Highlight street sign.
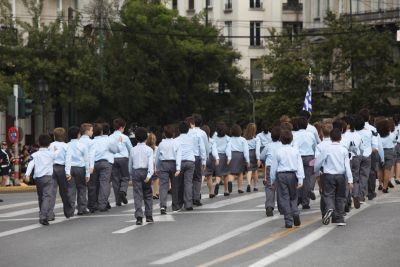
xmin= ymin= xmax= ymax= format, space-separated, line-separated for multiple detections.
xmin=7 ymin=127 xmax=19 ymax=143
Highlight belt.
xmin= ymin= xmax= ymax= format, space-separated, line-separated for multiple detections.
xmin=95 ymin=159 xmax=109 ymax=164
xmin=182 ymin=160 xmax=194 ymax=163
xmin=278 ymin=171 xmax=295 ymax=174
xmin=162 ymin=160 xmax=176 ymax=163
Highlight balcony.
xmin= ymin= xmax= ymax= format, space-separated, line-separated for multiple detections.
xmin=312 ymin=79 xmax=335 ymax=93
xmin=282 ymin=2 xmax=303 ymax=12
xmin=246 ymin=80 xmax=275 ymax=92
xmin=342 ymin=8 xmax=400 ymax=23
xmin=250 ymin=2 xmax=264 ymax=11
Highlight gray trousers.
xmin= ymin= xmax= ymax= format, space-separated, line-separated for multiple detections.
xmin=264 ymin=166 xmax=275 ymax=209
xmin=193 ymin=156 xmax=203 ymax=201
xmin=173 ymin=161 xmax=195 ymax=210
xmin=276 ymin=172 xmax=299 ymax=226
xmin=35 ymin=175 xmax=54 ymax=221
xmin=52 ymin=164 xmax=75 ymax=218
xmin=132 ymin=168 xmax=153 ymax=218
xmin=111 ymin=157 xmax=130 ymax=204
xmin=368 ymin=151 xmax=378 ymax=198
xmin=70 ymin=166 xmax=87 ymax=213
xmin=321 ymin=174 xmax=346 ymax=223
xmin=350 ymin=156 xmax=362 ymax=198
xmin=359 ymin=155 xmax=371 ymax=199
xmin=158 ymin=161 xmax=176 ymax=209
xmin=89 ymin=160 xmax=112 ymax=211
xmin=299 ymin=155 xmax=315 ymax=206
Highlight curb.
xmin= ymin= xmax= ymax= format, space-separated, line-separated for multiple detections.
xmin=0 ymin=186 xmax=37 ymax=193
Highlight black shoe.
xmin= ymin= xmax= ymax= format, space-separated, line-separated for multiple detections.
xmin=107 ymin=202 xmax=111 ymax=209
xmin=285 ymin=224 xmax=293 ymax=229
xmin=119 ymin=191 xmax=128 ymax=204
xmin=0 ymin=199 xmax=3 ymax=202
xmin=99 ymin=208 xmax=108 ymax=212
xmin=253 ymin=187 xmax=258 ymax=192
xmin=353 ymin=197 xmax=360 ymax=209
xmin=302 ymin=205 xmax=310 ymax=210
xmin=193 ymin=200 xmax=203 ymax=206
xmin=209 ymin=194 xmax=215 ymax=198
xmin=136 ymin=217 xmax=143 ymax=225
xmin=238 ymin=190 xmax=244 ymax=194
xmin=228 ymin=182 xmax=233 ymax=193
xmin=78 ymin=209 xmax=90 ymax=216
xmin=383 ymin=188 xmax=389 ymax=193
xmin=153 ymin=194 xmax=160 ymax=200
xmin=367 ymin=195 xmax=374 ymax=200
xmin=116 ymin=202 xmax=122 ymax=207
xmin=378 ymin=185 xmax=383 ymax=191
xmin=293 ymin=215 xmax=301 ymax=226
xmin=246 ymin=185 xmax=251 ymax=192
xmin=89 ymin=209 xmax=97 ymax=214
xmin=322 ymin=209 xmax=333 ymax=225
xmin=266 ymin=207 xmax=274 ymax=217
xmin=185 ymin=207 xmax=193 ymax=211
xmin=214 ymin=184 xmax=220 ymax=195
xmin=219 ymin=181 xmax=224 ymax=185
xmin=39 ymin=219 xmax=49 ymax=226
xmin=309 ymin=191 xmax=316 ymax=200
xmin=388 ymin=181 xmax=394 ymax=188
xmin=224 ymin=192 xmax=230 ymax=196
xmin=146 ymin=216 xmax=154 ymax=223
xmin=160 ymin=207 xmax=167 ymax=215
xmin=345 ymin=205 xmax=350 ymax=213
xmin=396 ymin=179 xmax=400 ymax=185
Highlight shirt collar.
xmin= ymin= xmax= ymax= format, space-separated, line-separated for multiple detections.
xmin=39 ymin=148 xmax=48 ymax=151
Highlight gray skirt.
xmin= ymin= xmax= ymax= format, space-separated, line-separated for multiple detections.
xmin=230 ymin=151 xmax=246 ymax=175
xmin=395 ymin=143 xmax=400 ymax=163
xmin=384 ymin=148 xmax=395 ymax=170
xmin=205 ymin=154 xmax=216 ymax=176
xmin=215 ymin=153 xmax=229 ymax=177
xmin=247 ymin=149 xmax=258 ymax=172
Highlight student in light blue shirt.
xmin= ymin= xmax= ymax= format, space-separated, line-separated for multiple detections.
xmin=257 ymin=121 xmax=272 ymax=153
xmin=244 ymin=123 xmax=261 ymax=192
xmin=212 ymin=122 xmax=231 ymax=196
xmin=79 ymin=123 xmax=95 ymax=175
xmin=376 ymin=119 xmax=395 ymax=193
xmin=393 ymin=114 xmax=400 ymax=185
xmin=202 ymin=125 xmax=219 ymax=198
xmin=25 ymin=134 xmax=55 ymax=226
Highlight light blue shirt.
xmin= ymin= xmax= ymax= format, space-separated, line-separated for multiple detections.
xmin=227 ymin=137 xmax=250 ymax=163
xmin=65 ymin=139 xmax=90 ymax=177
xmin=175 ymin=133 xmax=197 ymax=163
xmin=365 ymin=122 xmax=379 ymax=149
xmin=129 ymin=142 xmax=154 ymax=178
xmin=293 ymin=129 xmax=317 ymax=156
xmin=307 ymin=124 xmax=321 ymax=144
xmin=189 ymin=127 xmax=209 ymax=159
xmin=260 ymin=141 xmax=282 ymax=166
xmin=315 ymin=138 xmax=332 ymax=158
xmin=380 ymin=135 xmax=395 ymax=149
xmin=256 ymin=132 xmax=272 ymax=148
xmin=110 ymin=130 xmax=133 ymax=158
xmin=270 ymin=145 xmax=305 ymax=185
xmin=395 ymin=125 xmax=400 ymax=143
xmin=49 ymin=141 xmax=68 ymax=165
xmin=357 ymin=128 xmax=373 ymax=157
xmin=79 ymin=135 xmax=95 ymax=169
xmin=213 ymin=135 xmax=231 ymax=155
xmin=247 ymin=137 xmax=261 ymax=160
xmin=314 ymin=142 xmax=353 ymax=183
xmin=208 ymin=138 xmax=219 ymax=160
xmin=93 ymin=136 xmax=120 ymax=163
xmin=342 ymin=130 xmax=362 ymax=158
xmin=155 ymin=138 xmax=182 ymax=171
xmin=25 ymin=148 xmax=54 ymax=179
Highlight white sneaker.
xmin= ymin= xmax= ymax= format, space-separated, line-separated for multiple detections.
xmin=322 ymin=209 xmax=333 ymax=225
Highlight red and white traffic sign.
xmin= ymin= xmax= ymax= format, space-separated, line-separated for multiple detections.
xmin=8 ymin=127 xmax=19 ymax=143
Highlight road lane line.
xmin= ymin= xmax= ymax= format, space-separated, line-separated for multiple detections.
xmin=249 ymin=203 xmax=371 ymax=267
xmin=150 ymin=210 xmax=320 ymax=265
xmin=0 ymin=201 xmax=38 ymax=211
xmin=197 ymin=216 xmax=321 ymax=267
xmin=198 ymin=192 xmax=264 ymax=209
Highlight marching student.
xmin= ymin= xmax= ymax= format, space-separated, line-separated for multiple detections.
xmin=314 ymin=128 xmax=353 ymax=226
xmin=227 ymin=124 xmax=250 ymax=194
xmin=376 ymin=119 xmax=394 ymax=193
xmin=257 ymin=121 xmax=272 ymax=155
xmin=65 ymin=126 xmax=90 ymax=216
xmin=110 ymin=118 xmax=133 ymax=206
xmin=202 ymin=125 xmax=219 ymax=198
xmin=393 ymin=114 xmax=400 ymax=184
xmin=49 ymin=128 xmax=70 ymax=219
xmin=292 ymin=117 xmax=317 ymax=209
xmin=146 ymin=133 xmax=159 ymax=200
xmin=299 ymin=110 xmax=321 ymax=144
xmin=129 ymin=127 xmax=154 ymax=225
xmin=173 ymin=121 xmax=198 ymax=211
xmin=187 ymin=116 xmax=207 ymax=206
xmin=260 ymin=126 xmax=282 ymax=217
xmin=155 ymin=125 xmax=181 ymax=215
xmin=244 ymin=123 xmax=261 ymax=192
xmin=24 ymin=134 xmax=55 ymax=225
xmin=270 ymin=130 xmax=304 ymax=228
xmin=213 ymin=122 xmax=231 ymax=196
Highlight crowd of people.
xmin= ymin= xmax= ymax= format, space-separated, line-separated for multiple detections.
xmin=7 ymin=108 xmax=400 ymax=228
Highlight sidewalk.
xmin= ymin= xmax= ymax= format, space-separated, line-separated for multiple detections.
xmin=0 ymin=184 xmax=37 ymax=193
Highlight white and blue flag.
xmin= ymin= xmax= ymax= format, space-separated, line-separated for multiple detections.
xmin=302 ymin=84 xmax=312 ymax=113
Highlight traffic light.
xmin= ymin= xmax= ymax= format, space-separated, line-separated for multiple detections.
xmin=24 ymin=98 xmax=33 ymax=117
xmin=18 ymin=97 xmax=34 ymax=118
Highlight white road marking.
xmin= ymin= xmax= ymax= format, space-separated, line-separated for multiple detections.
xmin=150 ymin=210 xmax=320 ymax=265
xmin=198 ymin=192 xmax=264 ymax=209
xmin=0 ymin=201 xmax=38 ymax=211
xmin=0 ymin=203 xmax=63 ymax=218
xmin=248 ymin=204 xmax=370 ymax=267
xmin=113 ymin=215 xmax=175 ymax=234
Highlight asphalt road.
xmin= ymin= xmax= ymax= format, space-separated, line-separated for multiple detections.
xmin=0 ymin=181 xmax=399 ymax=267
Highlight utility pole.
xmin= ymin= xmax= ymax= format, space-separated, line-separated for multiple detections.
xmin=205 ymin=0 xmax=209 ymax=26
xmin=13 ymin=84 xmax=20 ymax=185
xmin=99 ymin=0 xmax=105 ymax=82
xmin=350 ymin=0 xmax=355 ymax=90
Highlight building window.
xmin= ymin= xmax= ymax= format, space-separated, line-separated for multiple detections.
xmin=172 ymin=0 xmax=178 ymax=10
xmin=188 ymin=0 xmax=194 ymax=10
xmin=250 ymin=21 xmax=262 ymax=46
xmin=225 ymin=0 xmax=232 ymax=10
xmin=251 ymin=59 xmax=263 ymax=81
xmin=225 ymin=21 xmax=232 ymax=46
xmin=206 ymin=0 xmax=213 ymax=8
xmin=250 ymin=0 xmax=263 ymax=9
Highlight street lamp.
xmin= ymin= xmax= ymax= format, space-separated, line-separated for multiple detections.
xmin=38 ymin=78 xmax=48 ymax=134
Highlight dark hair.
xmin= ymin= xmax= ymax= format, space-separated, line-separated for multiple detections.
xmin=102 ymin=123 xmax=111 ymax=135
xmin=353 ymin=115 xmax=365 ymax=131
xmin=332 ymin=119 xmax=346 ymax=134
xmin=359 ymin=108 xmax=370 ymax=123
xmin=243 ymin=123 xmax=257 ymax=140
xmin=179 ymin=121 xmax=190 ymax=134
xmin=135 ymin=127 xmax=148 ymax=143
xmin=80 ymin=123 xmax=93 ymax=135
xmin=343 ymin=116 xmax=354 ymax=132
xmin=38 ymin=134 xmax=52 ymax=147
xmin=280 ymin=122 xmax=293 ymax=131
xmin=271 ymin=126 xmax=281 ymax=142
xmin=93 ymin=123 xmax=103 ymax=137
xmin=261 ymin=121 xmax=269 ymax=134
xmin=53 ymin=128 xmax=66 ymax=142
xmin=299 ymin=110 xmax=311 ymax=120
xmin=68 ymin=126 xmax=80 ymax=140
xmin=291 ymin=117 xmax=300 ymax=131
xmin=113 ymin=118 xmax=126 ymax=130
xmin=322 ymin=123 xmax=333 ymax=137
xmin=231 ymin=124 xmax=242 ymax=137
xmin=393 ymin=114 xmax=400 ymax=125
xmin=163 ymin=125 xmax=175 ymax=139
xmin=201 ymin=125 xmax=211 ymax=138
xmin=330 ymin=128 xmax=342 ymax=142
xmin=193 ymin=113 xmax=202 ymax=127
xmin=216 ymin=122 xmax=226 ymax=137
xmin=297 ymin=117 xmax=308 ymax=130
xmin=185 ymin=116 xmax=195 ymax=126
xmin=280 ymin=130 xmax=293 ymax=145
xmin=376 ymin=119 xmax=390 ymax=138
